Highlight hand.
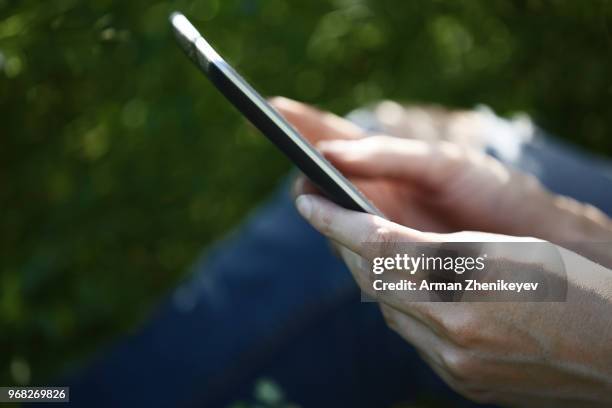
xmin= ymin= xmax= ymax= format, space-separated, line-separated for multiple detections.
xmin=272 ymin=98 xmax=612 ymax=265
xmin=277 ymin=97 xmax=612 ymax=405
xmin=270 ymin=97 xmax=551 ymax=234
xmin=292 ymin=193 xmax=612 ymax=407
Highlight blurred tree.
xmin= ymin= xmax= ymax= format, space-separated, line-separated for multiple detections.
xmin=0 ymin=0 xmax=610 ymax=389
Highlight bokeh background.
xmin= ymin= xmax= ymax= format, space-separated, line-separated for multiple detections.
xmin=1 ymin=0 xmax=611 ymax=394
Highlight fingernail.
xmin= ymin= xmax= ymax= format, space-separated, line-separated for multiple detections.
xmin=268 ymin=96 xmax=288 ymax=106
xmin=292 ymin=175 xmax=305 ymax=198
xmin=295 ymin=195 xmax=313 ymax=219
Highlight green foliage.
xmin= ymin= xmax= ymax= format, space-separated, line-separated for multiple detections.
xmin=1 ymin=0 xmax=611 ymax=389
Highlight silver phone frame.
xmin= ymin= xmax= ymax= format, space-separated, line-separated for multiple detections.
xmin=170 ymin=12 xmax=383 ymax=217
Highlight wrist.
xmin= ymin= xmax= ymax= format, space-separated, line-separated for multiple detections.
xmin=545 ymin=194 xmax=612 ymax=266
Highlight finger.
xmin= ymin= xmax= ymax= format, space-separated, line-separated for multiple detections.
xmin=295 ymin=193 xmax=445 ymax=310
xmin=380 ymin=304 xmax=493 ymax=404
xmin=291 ymin=175 xmax=321 ymax=200
xmin=379 ymin=303 xmax=497 ymax=404
xmin=318 ymin=135 xmax=469 ymax=192
xmin=380 ymin=304 xmax=447 ymax=367
xmin=269 ymin=96 xmax=366 ymax=143
xmin=381 ymin=304 xmax=495 ymax=401
xmin=327 ymin=240 xmax=343 ymax=259
xmin=294 ymin=193 xmax=437 ymax=261
xmin=335 ymin=244 xmax=374 ymax=295
xmin=418 ymin=352 xmax=493 ymax=404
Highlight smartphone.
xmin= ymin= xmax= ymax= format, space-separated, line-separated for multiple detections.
xmin=170 ymin=12 xmax=383 ymax=217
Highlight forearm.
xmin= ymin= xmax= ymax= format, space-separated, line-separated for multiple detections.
xmin=510 ymin=175 xmax=612 ymax=268
xmin=557 ymin=247 xmax=612 ymax=398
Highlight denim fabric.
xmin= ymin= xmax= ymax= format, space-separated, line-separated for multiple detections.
xmin=497 ymin=131 xmax=612 ymax=216
xmin=65 ymin=185 xmax=470 ymax=407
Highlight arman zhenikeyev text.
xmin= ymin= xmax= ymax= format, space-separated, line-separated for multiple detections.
xmin=373 ymin=279 xmax=540 ymax=292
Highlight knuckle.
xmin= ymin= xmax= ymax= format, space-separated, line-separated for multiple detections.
xmin=365 ymin=225 xmax=394 ymax=245
xmin=458 ymin=388 xmax=494 ymax=404
xmin=515 ymin=169 xmax=541 ymax=190
xmin=438 ymin=141 xmax=468 ymax=166
xmin=311 ymin=203 xmax=334 ymax=236
xmin=441 ymin=312 xmax=482 ymax=349
xmin=440 ymin=348 xmax=479 ymax=381
xmin=381 ymin=308 xmax=399 ymax=331
xmin=366 ymin=134 xmax=395 ymax=148
xmin=431 ymin=142 xmax=470 ymax=187
xmin=362 ymin=219 xmax=401 ymax=259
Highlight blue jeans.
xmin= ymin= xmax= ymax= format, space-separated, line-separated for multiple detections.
xmin=65 ymin=126 xmax=612 ymax=407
